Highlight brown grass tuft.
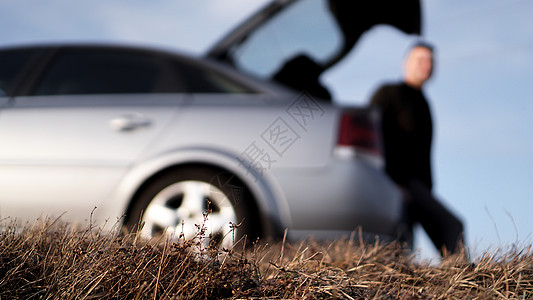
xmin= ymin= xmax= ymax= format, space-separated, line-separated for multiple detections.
xmin=0 ymin=217 xmax=531 ymax=299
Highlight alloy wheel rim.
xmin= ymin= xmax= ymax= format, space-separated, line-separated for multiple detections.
xmin=140 ymin=180 xmax=238 ymax=249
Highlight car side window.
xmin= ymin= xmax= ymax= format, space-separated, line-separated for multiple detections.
xmin=32 ymin=49 xmax=183 ymax=95
xmin=174 ymin=60 xmax=254 ymax=93
xmin=0 ymin=49 xmax=37 ymax=97
xmin=31 ymin=48 xmax=255 ymax=95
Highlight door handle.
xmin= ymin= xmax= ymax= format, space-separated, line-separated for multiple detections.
xmin=110 ymin=113 xmax=152 ymax=131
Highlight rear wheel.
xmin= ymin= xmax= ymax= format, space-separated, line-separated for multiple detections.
xmin=127 ymin=167 xmax=260 ymax=249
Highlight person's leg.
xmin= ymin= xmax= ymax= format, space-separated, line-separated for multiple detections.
xmin=406 ymin=179 xmax=464 ymax=255
xmin=398 ymin=187 xmax=415 ymax=249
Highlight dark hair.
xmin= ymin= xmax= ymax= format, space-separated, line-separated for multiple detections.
xmin=409 ymin=40 xmax=435 ymax=53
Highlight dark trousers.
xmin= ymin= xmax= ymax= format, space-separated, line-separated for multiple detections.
xmin=404 ymin=179 xmax=465 ymax=256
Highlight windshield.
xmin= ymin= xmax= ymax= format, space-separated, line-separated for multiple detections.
xmin=231 ymin=0 xmax=342 ymax=79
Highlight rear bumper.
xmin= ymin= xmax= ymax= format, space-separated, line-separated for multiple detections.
xmin=271 ymin=156 xmax=405 ymax=241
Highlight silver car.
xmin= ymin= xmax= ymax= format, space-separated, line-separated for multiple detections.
xmin=0 ymin=0 xmax=421 ymax=247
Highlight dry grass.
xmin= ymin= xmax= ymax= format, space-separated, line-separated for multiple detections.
xmin=0 ymin=217 xmax=531 ymax=299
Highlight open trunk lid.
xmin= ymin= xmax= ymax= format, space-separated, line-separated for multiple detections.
xmin=207 ymin=0 xmax=421 ymax=99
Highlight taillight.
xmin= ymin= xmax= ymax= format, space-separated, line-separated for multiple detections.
xmin=337 ymin=109 xmax=382 ymax=156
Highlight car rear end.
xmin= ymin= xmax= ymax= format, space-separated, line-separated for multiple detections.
xmin=269 ymin=102 xmax=407 ymax=242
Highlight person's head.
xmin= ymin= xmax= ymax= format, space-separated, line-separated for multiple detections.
xmin=403 ymin=41 xmax=434 ymax=89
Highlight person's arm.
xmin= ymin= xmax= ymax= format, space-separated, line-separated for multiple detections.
xmin=369 ymin=84 xmax=407 ymax=186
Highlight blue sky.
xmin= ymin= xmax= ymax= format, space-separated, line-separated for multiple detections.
xmin=1 ymin=0 xmax=532 ymax=260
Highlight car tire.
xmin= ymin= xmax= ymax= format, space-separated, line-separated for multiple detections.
xmin=126 ymin=166 xmax=260 ymax=249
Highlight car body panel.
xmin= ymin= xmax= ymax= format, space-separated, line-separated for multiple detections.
xmin=0 ymin=81 xmax=403 ymax=239
xmin=273 ymin=160 xmax=401 ymax=239
xmin=0 ymin=94 xmax=183 ymax=221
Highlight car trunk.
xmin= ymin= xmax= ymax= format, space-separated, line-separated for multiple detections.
xmin=206 ymin=0 xmax=421 ymax=100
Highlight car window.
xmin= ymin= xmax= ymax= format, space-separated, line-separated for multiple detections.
xmin=0 ymin=49 xmax=37 ymax=97
xmin=173 ymin=59 xmax=255 ymax=94
xmin=32 ymin=48 xmax=256 ymax=96
xmin=33 ymin=49 xmax=178 ymax=95
xmin=230 ymin=0 xmax=343 ymax=79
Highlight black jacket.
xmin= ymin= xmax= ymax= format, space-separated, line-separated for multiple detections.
xmin=370 ymin=82 xmax=433 ymax=189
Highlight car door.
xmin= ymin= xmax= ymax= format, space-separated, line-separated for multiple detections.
xmin=0 ymin=47 xmax=184 ymax=222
